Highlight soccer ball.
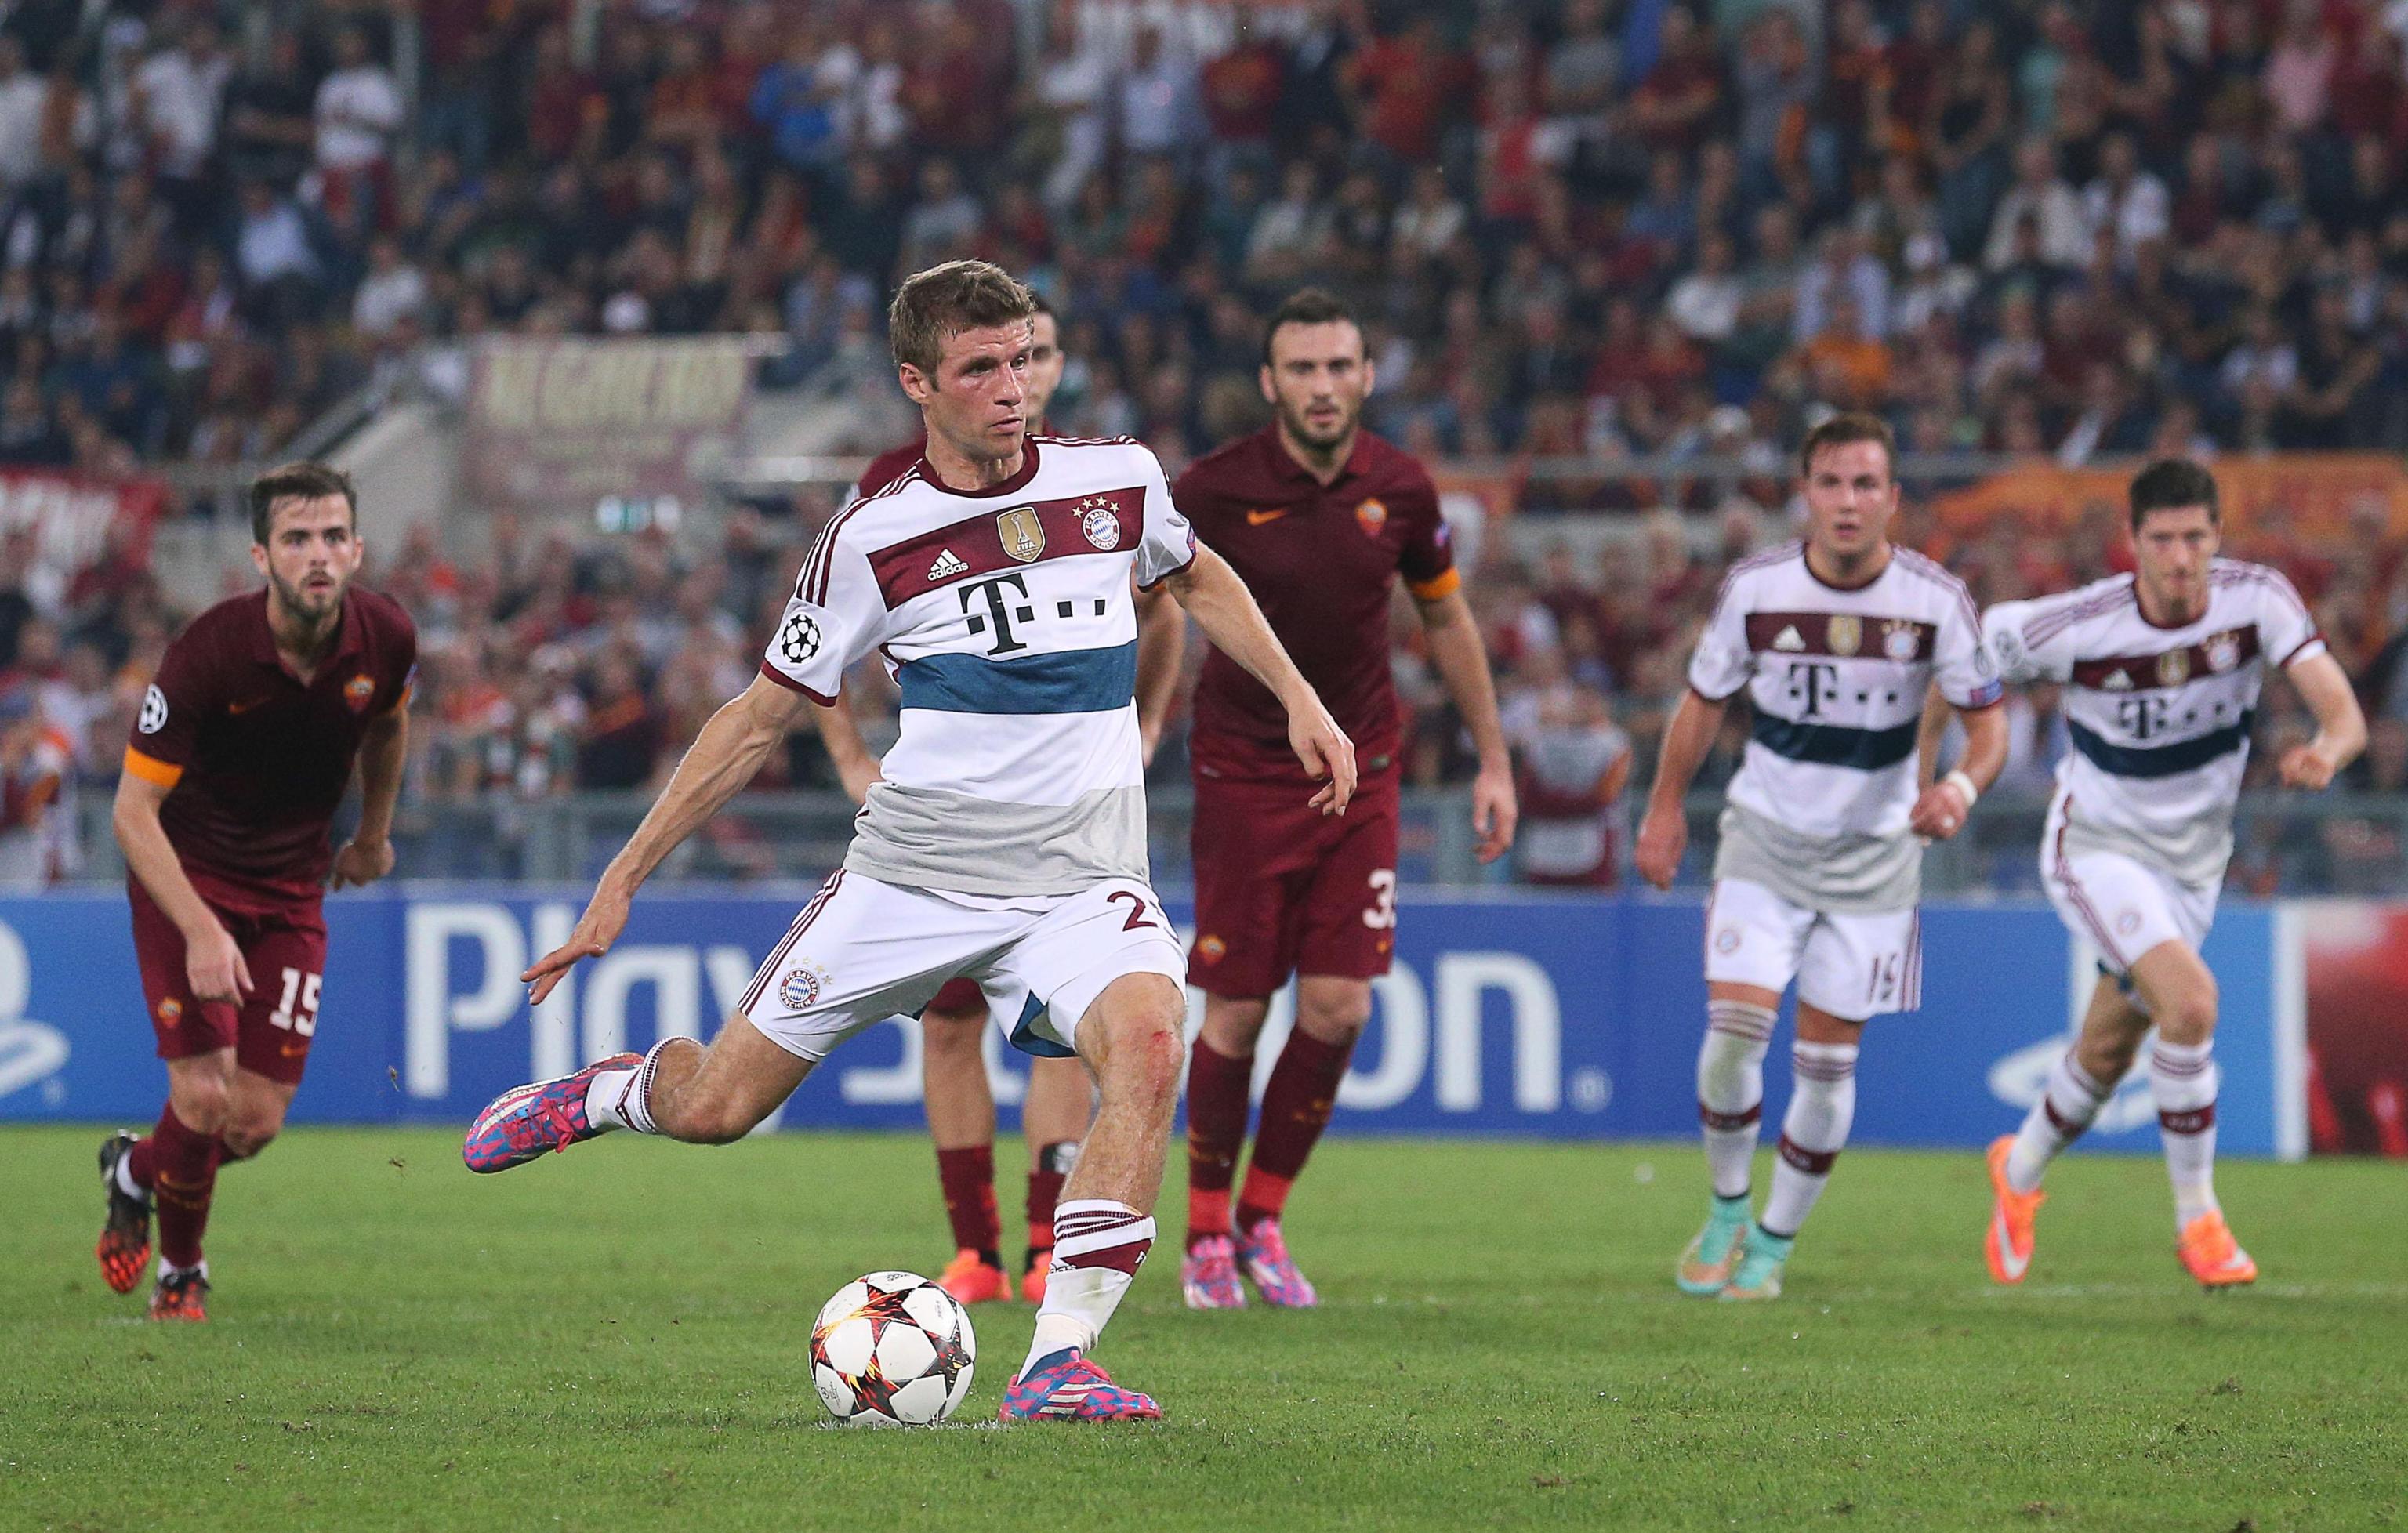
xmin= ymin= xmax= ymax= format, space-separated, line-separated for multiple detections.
xmin=809 ymin=1270 xmax=977 ymax=1426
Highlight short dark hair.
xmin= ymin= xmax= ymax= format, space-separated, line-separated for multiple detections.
xmin=1798 ymin=411 xmax=1896 ymax=480
xmin=248 ymin=461 xmax=357 ymax=545
xmin=2127 ymin=457 xmax=2219 ymax=531
xmin=1261 ymin=287 xmax=1361 ymax=367
xmin=887 ymin=259 xmax=1037 ymax=377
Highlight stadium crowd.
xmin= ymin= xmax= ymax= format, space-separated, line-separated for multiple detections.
xmin=8 ymin=0 xmax=2408 ymax=887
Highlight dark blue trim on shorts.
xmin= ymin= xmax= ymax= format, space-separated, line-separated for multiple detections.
xmin=1008 ymin=994 xmax=1078 ymax=1059
xmin=1749 ymin=712 xmax=1920 ymax=770
xmin=898 ymin=640 xmax=1137 ymax=715
xmin=2067 ymin=711 xmax=2253 ymax=779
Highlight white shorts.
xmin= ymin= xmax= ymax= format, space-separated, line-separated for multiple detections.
xmin=1703 ymin=878 xmax=1922 ymax=1021
xmin=737 ymin=871 xmax=1187 ymax=1062
xmin=2042 ymin=815 xmax=2218 ymax=978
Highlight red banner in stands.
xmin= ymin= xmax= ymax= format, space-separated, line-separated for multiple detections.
xmin=0 ymin=469 xmax=167 ymax=571
xmin=462 ymin=337 xmax=756 ymax=513
xmin=1930 ymin=455 xmax=2408 ymax=549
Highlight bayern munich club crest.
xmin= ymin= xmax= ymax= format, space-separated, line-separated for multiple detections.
xmin=2206 ymin=629 xmax=2243 ymax=673
xmin=1078 ymin=497 xmax=1122 ymax=551
xmin=778 ymin=964 xmax=828 ymax=1012
xmin=1882 ymin=620 xmax=1919 ymax=661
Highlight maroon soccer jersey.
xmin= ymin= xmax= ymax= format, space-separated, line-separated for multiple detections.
xmin=124 ymin=587 xmax=417 ymax=911
xmin=1177 ymin=427 xmax=1458 ymax=781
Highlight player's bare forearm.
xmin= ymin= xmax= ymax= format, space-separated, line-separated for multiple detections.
xmin=112 ymin=776 xmax=220 ymax=942
xmin=1915 ymin=681 xmax=1949 ymax=787
xmin=604 ymin=674 xmax=805 ymax=896
xmin=1416 ymin=589 xmax=1510 ymax=773
xmin=1161 ymin=545 xmax=1316 ymax=713
xmin=810 ymin=688 xmax=880 ymax=805
xmin=351 ymin=709 xmax=408 ymax=843
xmin=2282 ymin=651 xmax=2367 ymax=787
xmin=1133 ymin=579 xmax=1185 ymax=763
xmin=1956 ymin=701 xmax=2008 ymax=792
xmin=1647 ymin=690 xmax=1727 ymax=813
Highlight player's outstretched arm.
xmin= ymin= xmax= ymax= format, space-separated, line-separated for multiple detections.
xmin=2277 ymin=650 xmax=2367 ymax=790
xmin=1159 ymin=544 xmax=1357 ymax=814
xmin=113 ymin=771 xmax=250 ymax=1003
xmin=524 ymin=673 xmax=807 ymax=1001
xmin=1414 ymin=585 xmax=1518 ymax=862
xmin=1634 ymin=688 xmax=1728 ymax=890
xmin=332 ymin=704 xmax=407 ymax=888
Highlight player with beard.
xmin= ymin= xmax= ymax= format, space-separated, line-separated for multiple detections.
xmin=814 ymin=295 xmax=1187 ymax=1304
xmin=1173 ymin=288 xmax=1518 ymax=1310
xmin=96 ymin=462 xmax=415 ymax=1320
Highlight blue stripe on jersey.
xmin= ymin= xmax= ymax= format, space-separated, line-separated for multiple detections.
xmin=2068 ymin=712 xmax=2254 ymax=779
xmin=898 ymin=640 xmax=1138 ymax=715
xmin=1750 ymin=712 xmax=1920 ymax=770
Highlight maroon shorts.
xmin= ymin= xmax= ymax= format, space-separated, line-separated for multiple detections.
xmin=1187 ymin=768 xmax=1400 ymax=998
xmin=927 ymin=977 xmax=985 ymax=1016
xmin=129 ymin=880 xmax=329 ymax=1085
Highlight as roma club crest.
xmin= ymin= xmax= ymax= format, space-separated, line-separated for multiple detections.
xmin=343 ymin=674 xmax=376 ymax=712
xmin=997 ymin=506 xmax=1046 ymax=564
xmin=1354 ymin=498 xmax=1388 ymax=535
xmin=1826 ymin=613 xmax=1862 ymax=658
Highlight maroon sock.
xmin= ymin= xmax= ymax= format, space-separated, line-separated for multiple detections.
xmin=1024 ymin=1143 xmax=1072 ymax=1255
xmin=934 ymin=1145 xmax=1000 ymax=1263
xmin=148 ymin=1104 xmax=221 ymax=1269
xmin=1185 ymin=1038 xmax=1254 ymax=1246
xmin=1237 ymin=1029 xmax=1356 ymax=1230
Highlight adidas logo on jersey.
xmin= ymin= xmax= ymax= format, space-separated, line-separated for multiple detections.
xmin=1773 ymin=625 xmax=1805 ymax=652
xmin=927 ymin=549 xmax=969 ymax=580
xmin=2102 ymin=669 xmax=2133 ymax=690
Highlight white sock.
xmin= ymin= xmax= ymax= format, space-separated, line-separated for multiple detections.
xmin=1021 ymin=1200 xmax=1153 ymax=1379
xmin=583 ymin=1068 xmax=638 ymax=1133
xmin=1761 ymin=1041 xmax=1858 ymax=1238
xmin=589 ymin=1042 xmax=673 ymax=1135
xmin=159 ymin=1257 xmax=208 ymax=1281
xmin=2006 ymin=1050 xmax=2112 ymax=1193
xmin=1698 ymin=1001 xmax=1775 ymax=1200
xmin=2150 ymin=1038 xmax=2219 ymax=1228
xmin=114 ymin=1151 xmax=150 ymax=1204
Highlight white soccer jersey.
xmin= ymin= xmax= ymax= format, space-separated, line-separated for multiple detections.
xmin=1688 ymin=542 xmax=2000 ymax=841
xmin=761 ymin=434 xmax=1197 ymax=896
xmin=1984 ymin=559 xmax=2323 ymax=885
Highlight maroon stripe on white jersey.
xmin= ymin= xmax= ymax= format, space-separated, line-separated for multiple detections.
xmin=862 ymin=485 xmax=1148 ymax=609
xmin=1743 ymin=611 xmax=1936 ymax=661
xmin=2069 ymin=625 xmax=2261 ymax=691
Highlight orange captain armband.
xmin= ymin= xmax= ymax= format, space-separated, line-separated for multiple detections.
xmin=1407 ymin=567 xmax=1462 ymax=601
xmin=121 ymin=746 xmax=184 ymax=789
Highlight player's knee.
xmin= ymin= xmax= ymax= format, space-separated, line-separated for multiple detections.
xmin=170 ymin=1078 xmax=233 ymax=1135
xmin=1098 ymin=994 xmax=1184 ymax=1102
xmin=2154 ymin=983 xmax=2218 ymax=1045
xmin=677 ymin=1097 xmax=758 ymax=1145
xmin=1296 ymin=989 xmax=1373 ymax=1043
xmin=2078 ymin=1033 xmax=2139 ymax=1084
xmin=921 ymin=1011 xmax=983 ymax=1061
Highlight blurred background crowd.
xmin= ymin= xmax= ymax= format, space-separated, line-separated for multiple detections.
xmin=7 ymin=0 xmax=2408 ymax=890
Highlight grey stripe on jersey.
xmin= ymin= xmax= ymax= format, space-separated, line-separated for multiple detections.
xmin=1711 ymin=802 xmax=1921 ymax=913
xmin=845 ymin=781 xmax=1150 ymax=896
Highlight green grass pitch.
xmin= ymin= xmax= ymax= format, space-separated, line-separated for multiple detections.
xmin=4 ymin=1125 xmax=2404 ymax=1531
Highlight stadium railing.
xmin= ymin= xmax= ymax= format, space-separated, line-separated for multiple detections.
xmin=57 ymin=788 xmax=2408 ymax=895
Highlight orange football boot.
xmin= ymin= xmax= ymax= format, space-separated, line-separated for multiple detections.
xmin=937 ymin=1249 xmax=1011 ymax=1303
xmin=2177 ymin=1210 xmax=2258 ymax=1289
xmin=1985 ymin=1136 xmax=2044 ymax=1285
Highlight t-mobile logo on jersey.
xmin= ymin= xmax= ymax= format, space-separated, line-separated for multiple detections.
xmin=959 ymin=573 xmax=1039 ymax=655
